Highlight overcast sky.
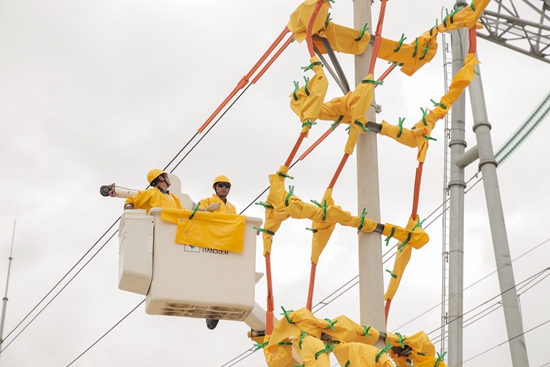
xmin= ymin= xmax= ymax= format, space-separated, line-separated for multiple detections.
xmin=0 ymin=0 xmax=549 ymax=366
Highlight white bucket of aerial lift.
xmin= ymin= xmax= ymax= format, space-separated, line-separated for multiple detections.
xmin=144 ymin=208 xmax=262 ymax=321
xmin=118 ymin=210 xmax=154 ymax=295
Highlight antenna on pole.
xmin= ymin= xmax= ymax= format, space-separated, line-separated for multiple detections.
xmin=0 ymin=220 xmax=17 ymax=365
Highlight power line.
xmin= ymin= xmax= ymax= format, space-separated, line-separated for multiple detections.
xmin=0 ymin=63 xmax=257 ymax=354
xmin=458 ymin=318 xmax=550 ymax=367
xmin=429 ymin=266 xmax=550 ymax=344
xmin=65 ymin=300 xmax=145 ymax=367
xmin=0 ymin=229 xmax=119 ymax=353
xmin=0 ymin=218 xmax=120 ymax=346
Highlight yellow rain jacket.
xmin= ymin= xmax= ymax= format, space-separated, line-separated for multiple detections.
xmin=124 ymin=187 xmax=183 ymax=214
xmin=197 ymin=194 xmax=237 ymax=214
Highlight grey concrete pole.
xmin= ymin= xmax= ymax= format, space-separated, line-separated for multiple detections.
xmin=354 ymin=0 xmax=385 ymax=342
xmin=468 ymin=57 xmax=530 ymax=367
xmin=447 ymin=28 xmax=468 ymax=367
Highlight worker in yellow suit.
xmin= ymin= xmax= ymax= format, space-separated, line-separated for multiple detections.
xmin=198 ymin=175 xmax=237 ymax=214
xmin=199 ymin=175 xmax=237 ymax=330
xmin=123 ymin=169 xmax=183 ymax=213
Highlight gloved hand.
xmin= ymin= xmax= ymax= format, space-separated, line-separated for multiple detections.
xmin=206 ymin=203 xmax=221 ymax=212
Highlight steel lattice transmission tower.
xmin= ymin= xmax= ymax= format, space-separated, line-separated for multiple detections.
xmin=479 ymin=0 xmax=550 ymax=63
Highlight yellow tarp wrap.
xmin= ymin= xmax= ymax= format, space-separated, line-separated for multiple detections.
xmin=260 ymin=308 xmax=443 ymax=367
xmin=160 ymin=209 xmax=246 ymax=252
xmin=262 ymin=165 xmax=429 ymax=259
xmin=379 ymin=53 xmax=479 ymax=162
xmin=384 ymin=216 xmax=416 ymax=301
xmin=333 ymin=343 xmax=394 ymax=367
xmin=300 ymin=0 xmax=489 ymax=77
xmin=434 ymin=0 xmax=491 ymax=32
xmin=313 ymin=21 xmax=371 ymax=55
xmin=287 ymin=0 xmax=331 ymax=43
xmin=377 ymin=34 xmax=438 ymax=77
xmin=290 ymin=56 xmax=329 ymax=128
xmin=318 ymin=74 xmax=375 ymax=155
xmin=310 ymin=188 xmax=335 ymax=264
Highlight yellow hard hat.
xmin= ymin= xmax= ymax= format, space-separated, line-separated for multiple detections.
xmin=213 ymin=174 xmax=231 ymax=188
xmin=147 ymin=169 xmax=166 ymax=184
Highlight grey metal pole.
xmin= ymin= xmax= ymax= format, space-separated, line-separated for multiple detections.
xmin=354 ymin=0 xmax=385 ymax=342
xmin=468 ymin=57 xmax=531 ymax=367
xmin=0 ymin=220 xmax=17 ymax=365
xmin=448 ymin=28 xmax=468 ymax=367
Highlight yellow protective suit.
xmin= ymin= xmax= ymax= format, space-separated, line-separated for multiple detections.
xmin=124 ymin=187 xmax=183 ymax=214
xmin=160 ymin=209 xmax=246 ymax=252
xmin=197 ymin=194 xmax=237 ymax=214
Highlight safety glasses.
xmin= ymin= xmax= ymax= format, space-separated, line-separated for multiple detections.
xmin=216 ymin=183 xmax=230 ymax=189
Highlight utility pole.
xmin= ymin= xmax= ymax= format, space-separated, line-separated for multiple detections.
xmin=0 ymin=220 xmax=17 ymax=366
xmin=467 ymin=54 xmax=531 ymax=367
xmin=354 ymin=0 xmax=385 ymax=344
xmin=447 ymin=26 xmax=468 ymax=367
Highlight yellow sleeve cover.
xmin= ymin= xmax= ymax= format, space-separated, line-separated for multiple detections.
xmin=333 ymin=342 xmax=395 ymax=367
xmin=319 ymin=74 xmax=375 ymax=155
xmin=321 ymin=314 xmax=381 ymax=345
xmin=290 ymin=56 xmax=328 ymax=127
xmin=262 ymin=308 xmax=442 ymax=367
xmin=160 ymin=209 xmax=246 ymax=252
xmin=384 ymin=216 xmax=418 ymax=301
xmin=379 ymin=53 xmax=478 ymax=162
xmin=377 ymin=34 xmax=438 ymax=77
xmin=436 ymin=0 xmax=491 ymax=32
xmin=310 ymin=188 xmax=336 ymax=264
xmin=313 ymin=21 xmax=371 ymax=55
xmin=286 ymin=0 xmax=331 ymax=43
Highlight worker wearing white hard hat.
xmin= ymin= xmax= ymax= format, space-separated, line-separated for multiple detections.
xmin=198 ymin=175 xmax=236 ymax=214
xmin=123 ymin=169 xmax=183 ymax=213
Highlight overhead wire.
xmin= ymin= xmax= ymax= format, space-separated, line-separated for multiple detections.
xmin=428 ymin=266 xmax=550 ymax=344
xmin=221 ymin=235 xmax=550 ymax=366
xmin=458 ymin=318 xmax=550 ymax=367
xmin=1 ymin=38 xmax=271 ymax=357
xmin=1 ymin=21 xmax=293 ymax=356
xmin=0 ymin=229 xmax=119 ymax=353
xmin=9 ymin=2 xmax=544 ymax=365
xmin=65 ymin=300 xmax=145 ymax=367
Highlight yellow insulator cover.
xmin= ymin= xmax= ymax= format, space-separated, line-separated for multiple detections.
xmin=378 ymin=34 xmax=439 ymax=77
xmin=262 ymin=334 xmax=295 ymax=367
xmin=333 ymin=342 xmax=394 ymax=367
xmin=436 ymin=0 xmax=491 ymax=32
xmin=290 ymin=56 xmax=329 ymax=127
xmin=379 ymin=53 xmax=478 ymax=162
xmin=313 ymin=21 xmax=371 ymax=55
xmin=160 ymin=209 xmax=246 ymax=252
xmin=310 ymin=188 xmax=336 ymax=264
xmin=287 ymin=0 xmax=331 ymax=43
xmin=319 ymin=74 xmax=375 ymax=155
